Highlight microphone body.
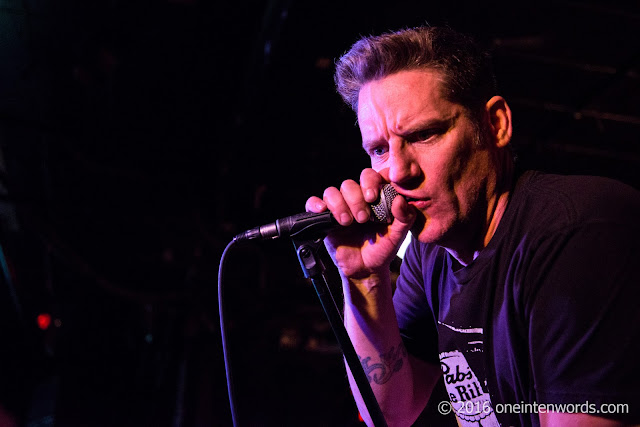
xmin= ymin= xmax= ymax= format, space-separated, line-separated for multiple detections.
xmin=234 ymin=184 xmax=399 ymax=241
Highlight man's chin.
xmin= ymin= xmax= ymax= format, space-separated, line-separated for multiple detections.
xmin=411 ymin=216 xmax=447 ymax=245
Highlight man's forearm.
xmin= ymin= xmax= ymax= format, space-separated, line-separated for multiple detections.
xmin=343 ymin=273 xmax=439 ymax=426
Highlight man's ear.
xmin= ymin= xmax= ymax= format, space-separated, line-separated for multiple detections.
xmin=485 ymin=96 xmax=513 ymax=148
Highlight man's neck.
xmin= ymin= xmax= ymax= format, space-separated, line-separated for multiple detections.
xmin=447 ymin=169 xmax=514 ymax=267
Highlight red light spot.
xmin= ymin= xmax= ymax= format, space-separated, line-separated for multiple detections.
xmin=37 ymin=313 xmax=51 ymax=330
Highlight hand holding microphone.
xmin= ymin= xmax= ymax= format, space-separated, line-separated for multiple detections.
xmin=234 ymin=170 xmax=416 ymax=280
xmin=304 ymin=173 xmax=417 ymax=281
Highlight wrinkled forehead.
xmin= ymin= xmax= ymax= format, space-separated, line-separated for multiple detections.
xmin=356 ymin=69 xmax=451 ymax=125
xmin=353 ymin=66 xmax=450 ymax=110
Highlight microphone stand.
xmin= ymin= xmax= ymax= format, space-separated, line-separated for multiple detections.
xmin=291 ymin=234 xmax=388 ymax=427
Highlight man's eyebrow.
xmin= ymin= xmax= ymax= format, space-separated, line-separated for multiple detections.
xmin=361 ymin=137 xmax=384 ymax=150
xmin=396 ymin=114 xmax=458 ymax=136
xmin=360 ymin=113 xmax=460 ymax=148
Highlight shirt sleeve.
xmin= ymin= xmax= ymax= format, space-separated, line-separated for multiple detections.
xmin=527 ymin=220 xmax=640 ymax=422
xmin=393 ymin=238 xmax=440 ymax=365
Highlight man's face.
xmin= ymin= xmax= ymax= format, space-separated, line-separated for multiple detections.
xmin=357 ymin=69 xmax=495 ymax=247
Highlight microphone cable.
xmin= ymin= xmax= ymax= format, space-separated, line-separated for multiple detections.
xmin=218 ymin=238 xmax=239 ymax=426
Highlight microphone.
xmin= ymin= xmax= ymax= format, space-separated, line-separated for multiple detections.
xmin=234 ymin=184 xmax=399 ymax=241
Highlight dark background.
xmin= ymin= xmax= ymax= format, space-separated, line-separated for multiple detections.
xmin=0 ymin=0 xmax=638 ymax=426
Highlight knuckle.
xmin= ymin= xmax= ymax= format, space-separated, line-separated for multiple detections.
xmin=323 ymin=186 xmax=339 ymax=199
xmin=340 ymin=179 xmax=358 ymax=192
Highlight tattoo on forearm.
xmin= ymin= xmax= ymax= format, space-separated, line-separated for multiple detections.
xmin=358 ymin=342 xmax=407 ymax=385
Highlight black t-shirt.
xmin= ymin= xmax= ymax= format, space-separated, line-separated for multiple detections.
xmin=394 ymin=171 xmax=640 ymax=426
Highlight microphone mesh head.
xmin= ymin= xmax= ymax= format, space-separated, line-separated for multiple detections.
xmin=371 ymin=184 xmax=398 ymax=223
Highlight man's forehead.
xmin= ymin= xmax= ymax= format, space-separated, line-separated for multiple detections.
xmin=357 ymin=70 xmax=452 ymax=130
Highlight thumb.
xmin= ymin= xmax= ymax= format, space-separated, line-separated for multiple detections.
xmin=386 ymin=195 xmax=416 ymax=248
xmin=390 ymin=194 xmax=416 ymax=227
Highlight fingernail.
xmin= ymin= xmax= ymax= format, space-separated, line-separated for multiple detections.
xmin=365 ymin=189 xmax=375 ymax=201
xmin=315 ymin=201 xmax=326 ymax=210
xmin=356 ymin=210 xmax=368 ymax=223
xmin=340 ymin=213 xmax=352 ymax=225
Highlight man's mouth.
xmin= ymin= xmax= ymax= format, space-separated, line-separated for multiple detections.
xmin=406 ymin=197 xmax=431 ymax=209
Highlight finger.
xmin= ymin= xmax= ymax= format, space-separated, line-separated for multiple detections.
xmin=323 ymin=186 xmax=353 ymax=226
xmin=341 ymin=179 xmax=370 ymax=223
xmin=390 ymin=193 xmax=416 ymax=226
xmin=360 ymin=168 xmax=386 ymax=203
xmin=305 ymin=196 xmax=327 ymax=213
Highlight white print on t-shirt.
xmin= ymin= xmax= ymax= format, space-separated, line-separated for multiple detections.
xmin=439 ymin=348 xmax=500 ymax=426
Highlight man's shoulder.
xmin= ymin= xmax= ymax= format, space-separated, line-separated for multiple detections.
xmin=512 ymin=170 xmax=640 ymax=226
xmin=520 ymin=170 xmax=638 ymax=198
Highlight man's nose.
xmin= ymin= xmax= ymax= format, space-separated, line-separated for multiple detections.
xmin=387 ymin=140 xmax=418 ymax=185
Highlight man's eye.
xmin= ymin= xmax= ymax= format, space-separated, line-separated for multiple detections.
xmin=409 ymin=128 xmax=440 ymax=143
xmin=371 ymin=147 xmax=387 ymax=157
